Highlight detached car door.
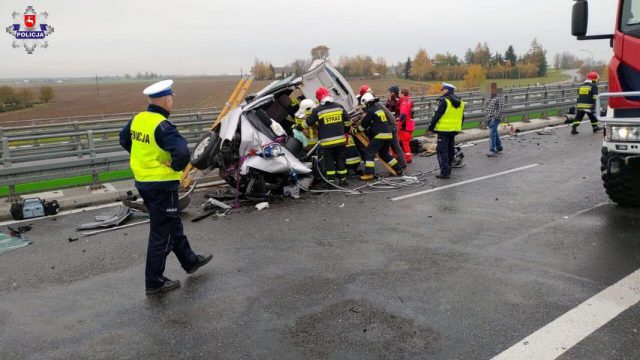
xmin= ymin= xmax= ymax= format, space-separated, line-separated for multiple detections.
xmin=301 ymin=60 xmax=358 ymax=114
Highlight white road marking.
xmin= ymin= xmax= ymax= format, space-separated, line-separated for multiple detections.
xmin=0 ymin=202 xmax=122 ymax=227
xmin=492 ymin=268 xmax=640 ymax=360
xmin=391 ymin=164 xmax=540 ymax=201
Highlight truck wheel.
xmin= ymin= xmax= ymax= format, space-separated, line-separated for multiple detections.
xmin=601 ymin=151 xmax=640 ymax=206
xmin=191 ymin=132 xmax=221 ymax=170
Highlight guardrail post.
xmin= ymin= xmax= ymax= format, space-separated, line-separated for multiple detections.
xmin=74 ymin=121 xmax=83 ymax=159
xmin=479 ymin=97 xmax=487 ymax=129
xmin=2 ymin=136 xmax=11 ymax=168
xmin=87 ymin=130 xmax=103 ymax=190
xmin=196 ymin=112 xmax=203 ymax=132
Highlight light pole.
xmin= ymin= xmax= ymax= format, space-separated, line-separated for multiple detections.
xmin=579 ymin=49 xmax=594 ymax=66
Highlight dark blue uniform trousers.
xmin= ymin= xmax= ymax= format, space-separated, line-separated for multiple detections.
xmin=139 ymin=189 xmax=199 ymax=289
xmin=436 ymin=132 xmax=456 ymax=176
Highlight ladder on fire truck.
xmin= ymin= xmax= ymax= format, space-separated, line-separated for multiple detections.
xmin=179 ymin=76 xmax=254 ymax=189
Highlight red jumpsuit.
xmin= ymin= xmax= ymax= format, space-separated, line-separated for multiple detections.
xmin=397 ymin=95 xmax=414 ymax=163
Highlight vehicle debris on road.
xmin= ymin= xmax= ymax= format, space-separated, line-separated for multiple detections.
xmin=76 ymin=206 xmax=133 ymax=231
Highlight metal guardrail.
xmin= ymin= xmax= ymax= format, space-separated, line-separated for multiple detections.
xmin=0 ymin=82 xmax=607 ymax=198
xmin=596 ymin=91 xmax=640 ymax=124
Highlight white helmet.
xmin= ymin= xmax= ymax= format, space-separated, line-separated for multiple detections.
xmin=295 ymin=99 xmax=317 ymax=118
xmin=360 ymin=92 xmax=376 ymax=107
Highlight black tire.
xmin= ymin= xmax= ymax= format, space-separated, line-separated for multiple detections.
xmin=601 ymin=151 xmax=640 ymax=206
xmin=10 ymin=202 xmax=24 ymax=220
xmin=191 ymin=131 xmax=221 ymax=170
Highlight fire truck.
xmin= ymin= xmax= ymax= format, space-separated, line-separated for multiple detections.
xmin=572 ymin=0 xmax=640 ymax=206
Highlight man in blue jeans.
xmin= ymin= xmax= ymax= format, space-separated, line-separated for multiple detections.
xmin=485 ymin=88 xmax=505 ymax=157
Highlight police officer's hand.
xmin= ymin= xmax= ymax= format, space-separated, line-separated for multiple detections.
xmin=163 ymin=161 xmax=172 ymax=167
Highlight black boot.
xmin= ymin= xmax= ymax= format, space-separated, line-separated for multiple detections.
xmin=571 ymin=125 xmax=579 ymax=135
xmin=592 ymin=126 xmax=603 ymax=133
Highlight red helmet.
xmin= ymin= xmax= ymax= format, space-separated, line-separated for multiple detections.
xmin=587 ymin=72 xmax=600 ymax=81
xmin=359 ymin=85 xmax=371 ymax=97
xmin=315 ymin=87 xmax=330 ymax=101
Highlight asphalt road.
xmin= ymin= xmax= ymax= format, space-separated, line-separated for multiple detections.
xmin=1 ymin=125 xmax=639 ymax=360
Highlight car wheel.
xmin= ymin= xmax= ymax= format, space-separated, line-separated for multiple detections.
xmin=191 ymin=131 xmax=221 ymax=170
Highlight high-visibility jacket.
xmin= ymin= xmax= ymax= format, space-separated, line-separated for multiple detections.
xmin=305 ymin=102 xmax=349 ymax=147
xmin=359 ymin=103 xmax=393 ymax=140
xmin=434 ymin=99 xmax=465 ymax=132
xmin=129 ymin=111 xmax=183 ymax=182
xmin=295 ymin=115 xmax=318 ymax=147
xmin=576 ymin=82 xmax=598 ymax=110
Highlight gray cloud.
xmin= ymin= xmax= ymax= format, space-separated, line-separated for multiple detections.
xmin=0 ymin=0 xmax=618 ymax=77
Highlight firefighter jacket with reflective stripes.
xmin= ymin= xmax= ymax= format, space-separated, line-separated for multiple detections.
xmin=295 ymin=115 xmax=318 ymax=146
xmin=304 ymin=102 xmax=349 ymax=147
xmin=359 ymin=103 xmax=393 ymax=140
xmin=345 ymin=135 xmax=362 ymax=165
xmin=127 ymin=110 xmax=184 ymax=184
xmin=434 ymin=98 xmax=465 ymax=132
xmin=576 ymin=81 xmax=598 ymax=110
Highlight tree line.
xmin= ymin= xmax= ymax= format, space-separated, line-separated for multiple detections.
xmin=0 ymin=85 xmax=55 ymax=112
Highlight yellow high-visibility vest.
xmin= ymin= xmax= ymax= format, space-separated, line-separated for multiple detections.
xmin=129 ymin=111 xmax=182 ymax=182
xmin=434 ymin=99 xmax=465 ymax=132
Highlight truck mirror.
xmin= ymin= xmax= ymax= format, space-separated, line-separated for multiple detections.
xmin=572 ymin=0 xmax=589 ymax=37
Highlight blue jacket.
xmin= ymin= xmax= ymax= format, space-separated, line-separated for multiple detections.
xmin=119 ymin=104 xmax=190 ymax=191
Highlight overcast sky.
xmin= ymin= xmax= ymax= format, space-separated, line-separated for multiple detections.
xmin=0 ymin=0 xmax=618 ymax=78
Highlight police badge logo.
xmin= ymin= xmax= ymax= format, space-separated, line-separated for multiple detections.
xmin=5 ymin=6 xmax=54 ymax=54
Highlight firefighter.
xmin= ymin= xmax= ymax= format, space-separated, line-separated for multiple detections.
xmin=345 ymin=134 xmax=363 ymax=175
xmin=357 ymin=92 xmax=403 ymax=180
xmin=358 ymin=85 xmax=407 ymax=170
xmin=119 ymin=80 xmax=212 ymax=295
xmin=294 ymin=99 xmax=319 ymax=149
xmin=427 ymin=83 xmax=465 ymax=179
xmin=397 ymin=88 xmax=415 ymax=163
xmin=572 ymin=72 xmax=603 ymax=134
xmin=301 ymin=87 xmax=350 ymax=186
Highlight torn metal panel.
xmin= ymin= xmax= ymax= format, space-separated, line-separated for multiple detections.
xmin=76 ymin=206 xmax=132 ymax=231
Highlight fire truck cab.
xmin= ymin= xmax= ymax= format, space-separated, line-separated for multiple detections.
xmin=572 ymin=0 xmax=640 ymax=206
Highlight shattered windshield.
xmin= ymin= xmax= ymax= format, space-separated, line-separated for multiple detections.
xmin=621 ymin=0 xmax=640 ymax=35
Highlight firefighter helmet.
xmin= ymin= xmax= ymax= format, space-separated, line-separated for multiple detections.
xmin=360 ymin=92 xmax=375 ymax=106
xmin=295 ymin=99 xmax=317 ymax=118
xmin=587 ymin=72 xmax=600 ymax=81
xmin=359 ymin=85 xmax=372 ymax=96
xmin=315 ymin=87 xmax=330 ymax=101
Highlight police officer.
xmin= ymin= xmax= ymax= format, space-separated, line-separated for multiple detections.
xmin=572 ymin=72 xmax=603 ymax=135
xmin=119 ymin=80 xmax=212 ymax=295
xmin=358 ymin=92 xmax=403 ymax=180
xmin=301 ymin=87 xmax=350 ymax=186
xmin=427 ymin=83 xmax=465 ymax=179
